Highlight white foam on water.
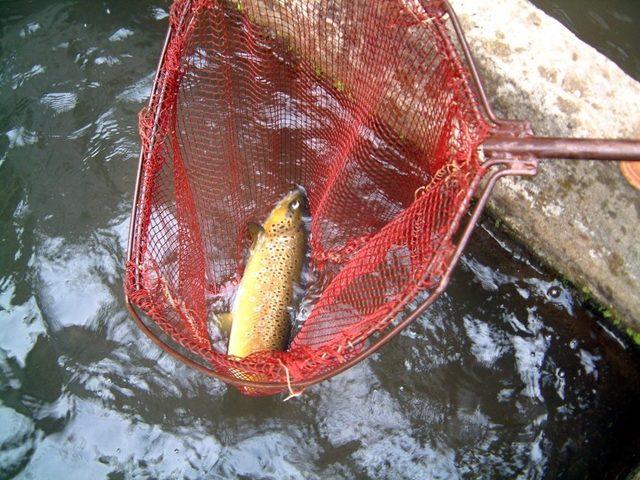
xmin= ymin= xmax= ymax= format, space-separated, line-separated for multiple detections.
xmin=94 ymin=56 xmax=121 ymax=66
xmin=152 ymin=7 xmax=169 ymax=20
xmin=40 ymin=92 xmax=78 ymax=113
xmin=108 ymin=28 xmax=134 ymax=42
xmin=19 ymin=22 xmax=40 ymax=37
xmin=5 ymin=126 xmax=38 ymax=148
xmin=117 ymin=72 xmax=154 ymax=103
xmin=11 ymin=64 xmax=45 ymax=90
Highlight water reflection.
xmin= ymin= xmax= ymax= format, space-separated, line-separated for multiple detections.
xmin=1 ymin=1 xmax=640 ymax=479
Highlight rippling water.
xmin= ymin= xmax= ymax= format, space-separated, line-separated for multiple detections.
xmin=1 ymin=1 xmax=640 ymax=478
xmin=531 ymin=0 xmax=640 ymax=81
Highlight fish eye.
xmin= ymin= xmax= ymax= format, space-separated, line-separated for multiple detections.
xmin=289 ymin=199 xmax=300 ymax=211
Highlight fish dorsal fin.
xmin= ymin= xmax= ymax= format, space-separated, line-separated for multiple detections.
xmin=248 ymin=222 xmax=264 ymax=245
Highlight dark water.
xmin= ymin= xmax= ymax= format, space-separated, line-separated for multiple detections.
xmin=531 ymin=0 xmax=640 ymax=81
xmin=1 ymin=1 xmax=640 ymax=479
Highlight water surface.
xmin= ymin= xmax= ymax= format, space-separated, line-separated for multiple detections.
xmin=1 ymin=1 xmax=640 ymax=479
xmin=531 ymin=0 xmax=640 ymax=81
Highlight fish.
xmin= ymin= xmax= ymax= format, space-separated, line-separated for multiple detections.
xmin=225 ymin=188 xmax=306 ymax=358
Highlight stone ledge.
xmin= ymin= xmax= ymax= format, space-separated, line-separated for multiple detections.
xmin=455 ymin=0 xmax=640 ymax=330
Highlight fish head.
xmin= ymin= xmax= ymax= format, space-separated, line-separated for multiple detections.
xmin=263 ymin=188 xmax=306 ymax=236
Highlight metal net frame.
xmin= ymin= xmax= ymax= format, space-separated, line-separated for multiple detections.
xmin=124 ymin=0 xmax=639 ymax=395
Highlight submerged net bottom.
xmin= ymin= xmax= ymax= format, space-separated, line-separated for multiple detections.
xmin=125 ymin=0 xmax=489 ymax=394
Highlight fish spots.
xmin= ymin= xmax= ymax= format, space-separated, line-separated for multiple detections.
xmin=227 ymin=190 xmax=307 ymax=358
xmin=268 ymin=217 xmax=295 ymax=235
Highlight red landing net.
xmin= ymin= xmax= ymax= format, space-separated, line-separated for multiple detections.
xmin=125 ymin=0 xmax=490 ymax=395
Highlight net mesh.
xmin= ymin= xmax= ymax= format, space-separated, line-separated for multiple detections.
xmin=125 ymin=0 xmax=490 ymax=394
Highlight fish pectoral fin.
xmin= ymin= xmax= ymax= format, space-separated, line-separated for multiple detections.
xmin=247 ymin=222 xmax=264 ymax=245
xmin=217 ymin=312 xmax=234 ymax=334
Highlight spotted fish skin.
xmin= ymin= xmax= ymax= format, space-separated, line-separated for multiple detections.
xmin=227 ymin=190 xmax=306 ymax=358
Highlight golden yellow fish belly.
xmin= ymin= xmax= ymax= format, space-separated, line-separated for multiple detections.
xmin=227 ymin=230 xmax=304 ymax=358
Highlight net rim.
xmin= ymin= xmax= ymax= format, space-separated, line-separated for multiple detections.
xmin=124 ymin=0 xmax=537 ymax=392
xmin=125 ymin=163 xmax=539 ymax=392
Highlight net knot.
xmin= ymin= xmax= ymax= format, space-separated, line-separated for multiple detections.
xmin=387 ymin=1 xmax=437 ymax=29
xmin=279 ymin=360 xmax=304 ymax=401
xmin=313 ymin=234 xmax=373 ymax=269
xmin=414 ymin=161 xmax=462 ymax=200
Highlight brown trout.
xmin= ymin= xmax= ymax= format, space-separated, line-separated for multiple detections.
xmin=226 ymin=189 xmax=306 ymax=358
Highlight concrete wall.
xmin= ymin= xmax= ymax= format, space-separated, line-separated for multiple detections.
xmin=454 ymin=0 xmax=640 ymax=330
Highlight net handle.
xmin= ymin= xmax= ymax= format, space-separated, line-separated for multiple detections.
xmin=482 ymin=136 xmax=640 ymax=162
xmin=439 ymin=1 xmax=640 ymax=165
